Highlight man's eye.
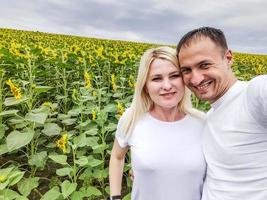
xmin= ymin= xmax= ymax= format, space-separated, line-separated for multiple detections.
xmin=180 ymin=68 xmax=191 ymax=74
xmin=200 ymin=63 xmax=210 ymax=68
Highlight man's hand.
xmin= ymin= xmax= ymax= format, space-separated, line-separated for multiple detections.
xmin=129 ymin=169 xmax=134 ymax=181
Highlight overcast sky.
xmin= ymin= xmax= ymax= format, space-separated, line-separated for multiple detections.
xmin=1 ymin=0 xmax=267 ymax=54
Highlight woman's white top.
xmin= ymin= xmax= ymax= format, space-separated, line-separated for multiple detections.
xmin=116 ymin=112 xmax=206 ymax=200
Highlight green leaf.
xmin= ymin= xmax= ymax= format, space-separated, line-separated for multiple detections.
xmin=67 ymin=108 xmax=81 ymax=116
xmin=0 ymin=144 xmax=8 ymax=155
xmin=84 ymin=128 xmax=98 ymax=136
xmin=25 ymin=112 xmax=48 ymax=124
xmin=8 ymin=170 xmax=25 ymax=186
xmin=61 ymin=118 xmax=76 ymax=125
xmin=73 ymin=133 xmax=86 ymax=147
xmin=17 ymin=177 xmax=39 ymax=197
xmin=0 ymin=167 xmax=14 ymax=176
xmin=58 ymin=114 xmax=69 ymax=120
xmin=0 ymin=168 xmax=14 ymax=190
xmin=92 ymin=143 xmax=108 ymax=154
xmin=103 ymin=104 xmax=116 ymax=113
xmin=95 ymin=111 xmax=108 ymax=126
xmin=7 ymin=118 xmax=25 ymax=125
xmin=87 ymin=156 xmax=103 ymax=167
xmin=40 ymin=186 xmax=61 ymax=200
xmin=48 ymin=155 xmax=68 ymax=165
xmin=0 ymin=181 xmax=9 ymax=191
xmin=56 ymin=95 xmax=67 ymax=100
xmin=6 ymin=129 xmax=34 ymax=152
xmin=78 ymin=168 xmax=93 ymax=180
xmin=123 ymin=192 xmax=131 ymax=200
xmin=70 ymin=191 xmax=85 ymax=200
xmin=87 ymin=137 xmax=99 ymax=147
xmin=28 ymin=151 xmax=47 ymax=168
xmin=104 ymin=185 xmax=110 ymax=195
xmin=31 ymin=106 xmax=50 ymax=114
xmin=0 ymin=110 xmax=19 ymax=116
xmin=14 ymin=196 xmax=28 ymax=200
xmin=61 ymin=180 xmax=77 ymax=199
xmin=75 ymin=156 xmax=88 ymax=167
xmin=105 ymin=122 xmax=117 ymax=132
xmin=56 ymin=167 xmax=72 ymax=177
xmin=0 ymin=124 xmax=5 ymax=140
xmin=93 ymin=169 xmax=108 ymax=179
xmin=76 ymin=121 xmax=90 ymax=128
xmin=0 ymin=189 xmax=20 ymax=199
xmin=4 ymin=97 xmax=27 ymax=106
xmin=42 ymin=123 xmax=62 ymax=136
xmin=112 ymin=93 xmax=124 ymax=98
xmin=34 ymin=86 xmax=53 ymax=93
xmin=85 ymin=186 xmax=101 ymax=197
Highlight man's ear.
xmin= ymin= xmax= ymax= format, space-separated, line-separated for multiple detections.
xmin=225 ymin=49 xmax=233 ymax=65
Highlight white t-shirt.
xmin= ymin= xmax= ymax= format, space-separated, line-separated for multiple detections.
xmin=202 ymin=75 xmax=267 ymax=200
xmin=116 ymin=112 xmax=206 ymax=200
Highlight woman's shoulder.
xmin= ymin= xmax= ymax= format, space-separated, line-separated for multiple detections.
xmin=117 ymin=108 xmax=132 ymax=123
xmin=188 ymin=109 xmax=206 ymax=122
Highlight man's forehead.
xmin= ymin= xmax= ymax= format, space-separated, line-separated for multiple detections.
xmin=181 ymin=35 xmax=210 ymax=49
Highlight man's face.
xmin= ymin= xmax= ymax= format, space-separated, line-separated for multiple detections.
xmin=178 ymin=37 xmax=234 ymax=103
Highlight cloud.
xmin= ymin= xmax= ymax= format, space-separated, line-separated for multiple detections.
xmin=0 ymin=0 xmax=266 ymax=54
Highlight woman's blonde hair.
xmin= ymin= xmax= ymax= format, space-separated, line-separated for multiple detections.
xmin=120 ymin=46 xmax=204 ymax=137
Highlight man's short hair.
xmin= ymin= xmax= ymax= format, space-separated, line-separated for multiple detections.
xmin=176 ymin=27 xmax=228 ymax=56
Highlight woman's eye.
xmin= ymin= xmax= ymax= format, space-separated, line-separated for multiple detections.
xmin=171 ymin=74 xmax=180 ymax=78
xmin=152 ymin=77 xmax=161 ymax=81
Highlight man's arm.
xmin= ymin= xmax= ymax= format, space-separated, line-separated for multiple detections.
xmin=247 ymin=75 xmax=267 ymax=128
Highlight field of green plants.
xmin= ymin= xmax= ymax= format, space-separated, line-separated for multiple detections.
xmin=0 ymin=28 xmax=267 ymax=200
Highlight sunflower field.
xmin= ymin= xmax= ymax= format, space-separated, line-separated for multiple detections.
xmin=0 ymin=28 xmax=266 ymax=200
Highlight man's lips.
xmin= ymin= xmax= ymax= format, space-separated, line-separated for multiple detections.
xmin=194 ymin=80 xmax=213 ymax=92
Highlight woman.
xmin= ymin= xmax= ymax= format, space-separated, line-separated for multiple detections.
xmin=109 ymin=46 xmax=206 ymax=200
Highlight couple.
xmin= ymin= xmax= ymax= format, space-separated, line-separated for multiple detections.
xmin=109 ymin=27 xmax=267 ymax=200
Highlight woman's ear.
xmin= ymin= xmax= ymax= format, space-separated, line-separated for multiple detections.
xmin=144 ymin=86 xmax=148 ymax=94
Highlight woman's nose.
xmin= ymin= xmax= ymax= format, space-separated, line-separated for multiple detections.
xmin=162 ymin=79 xmax=172 ymax=90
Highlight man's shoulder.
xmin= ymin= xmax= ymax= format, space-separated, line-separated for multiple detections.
xmin=245 ymin=75 xmax=267 ymax=99
xmin=246 ymin=75 xmax=267 ymax=128
xmin=248 ymin=75 xmax=267 ymax=88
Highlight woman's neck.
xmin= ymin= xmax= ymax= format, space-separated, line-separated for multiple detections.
xmin=149 ymin=106 xmax=185 ymax=122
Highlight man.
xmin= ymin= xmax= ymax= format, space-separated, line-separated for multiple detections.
xmin=177 ymin=27 xmax=267 ymax=200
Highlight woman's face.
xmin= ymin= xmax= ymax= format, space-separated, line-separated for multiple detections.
xmin=145 ymin=58 xmax=185 ymax=111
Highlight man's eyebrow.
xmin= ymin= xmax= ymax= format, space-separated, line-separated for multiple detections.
xmin=180 ymin=66 xmax=191 ymax=70
xmin=196 ymin=60 xmax=209 ymax=66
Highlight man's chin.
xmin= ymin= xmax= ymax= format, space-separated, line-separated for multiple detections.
xmin=194 ymin=92 xmax=211 ymax=102
xmin=191 ymin=88 xmax=215 ymax=102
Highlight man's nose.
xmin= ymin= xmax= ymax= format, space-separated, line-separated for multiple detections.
xmin=190 ymin=71 xmax=204 ymax=86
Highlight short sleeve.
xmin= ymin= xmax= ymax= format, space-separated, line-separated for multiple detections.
xmin=115 ymin=109 xmax=131 ymax=148
xmin=247 ymin=75 xmax=267 ymax=128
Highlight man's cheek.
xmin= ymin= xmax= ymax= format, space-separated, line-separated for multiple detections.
xmin=182 ymin=77 xmax=190 ymax=86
